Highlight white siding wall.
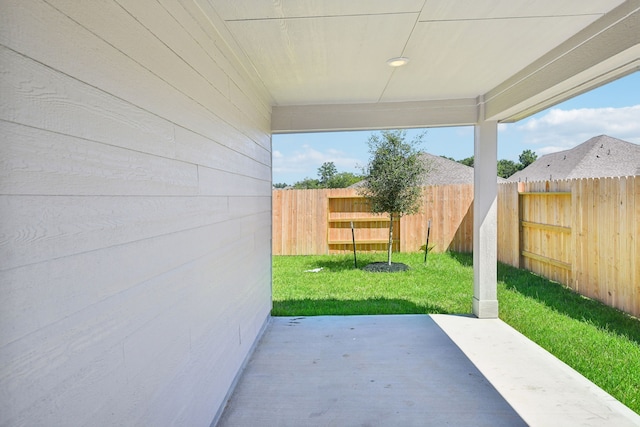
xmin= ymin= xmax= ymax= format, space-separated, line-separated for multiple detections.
xmin=0 ymin=1 xmax=272 ymax=425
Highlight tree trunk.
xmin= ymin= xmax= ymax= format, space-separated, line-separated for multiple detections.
xmin=387 ymin=213 xmax=394 ymax=265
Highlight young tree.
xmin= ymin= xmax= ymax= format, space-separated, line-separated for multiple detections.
xmin=358 ymin=130 xmax=426 ymax=265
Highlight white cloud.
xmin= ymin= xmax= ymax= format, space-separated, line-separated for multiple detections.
xmin=272 ymin=144 xmax=363 ymax=178
xmin=517 ymin=105 xmax=640 ymax=154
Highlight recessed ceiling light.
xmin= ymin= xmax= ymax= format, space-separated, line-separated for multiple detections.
xmin=387 ymin=57 xmax=410 ymax=67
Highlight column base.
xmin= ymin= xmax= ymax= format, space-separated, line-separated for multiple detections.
xmin=473 ymin=298 xmax=499 ymax=319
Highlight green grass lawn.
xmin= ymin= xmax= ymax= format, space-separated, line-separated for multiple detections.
xmin=272 ymin=251 xmax=640 ymax=414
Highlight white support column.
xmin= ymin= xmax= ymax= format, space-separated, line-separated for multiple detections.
xmin=473 ymin=114 xmax=499 ymax=319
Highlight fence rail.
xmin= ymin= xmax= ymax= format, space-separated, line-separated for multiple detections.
xmin=273 ymin=176 xmax=639 ymax=318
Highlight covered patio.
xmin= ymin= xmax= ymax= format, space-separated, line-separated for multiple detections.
xmin=2 ymin=1 xmax=639 ymax=425
xmin=253 ymin=0 xmax=640 ymax=318
xmin=217 ymin=315 xmax=639 ymax=426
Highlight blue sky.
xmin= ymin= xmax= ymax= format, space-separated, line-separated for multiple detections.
xmin=272 ymin=71 xmax=640 ymax=185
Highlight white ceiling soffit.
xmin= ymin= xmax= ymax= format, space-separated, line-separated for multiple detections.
xmin=208 ymin=0 xmax=639 ymax=131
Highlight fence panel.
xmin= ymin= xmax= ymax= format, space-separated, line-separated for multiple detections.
xmin=518 ymin=180 xmax=572 ymax=285
xmin=274 ymin=185 xmax=474 ymax=255
xmin=401 ymin=185 xmax=474 ymax=253
xmin=272 ymin=189 xmax=328 ymax=255
xmin=572 ymin=176 xmax=639 ymax=316
xmin=327 ymin=190 xmax=398 ymax=254
xmin=510 ymin=177 xmax=639 ymax=317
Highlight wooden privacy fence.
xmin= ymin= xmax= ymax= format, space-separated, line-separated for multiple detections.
xmin=498 ymin=176 xmax=639 ymax=318
xmin=272 ymin=185 xmax=474 ymax=256
xmin=274 ymin=176 xmax=639 ymax=318
xmin=497 ymin=180 xmax=573 ymax=285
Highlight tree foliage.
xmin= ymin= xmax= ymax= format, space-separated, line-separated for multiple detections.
xmin=326 ymin=172 xmax=363 ymax=188
xmin=497 ymin=159 xmax=519 ymax=179
xmin=317 ymin=162 xmax=338 ymax=184
xmin=518 ymin=149 xmax=538 ymax=169
xmin=455 ymin=149 xmax=538 ymax=178
xmin=459 ymin=156 xmax=474 ymax=167
xmin=290 ymin=162 xmax=364 ymax=189
xmin=358 ymin=130 xmax=426 ymax=265
xmin=292 ymin=177 xmax=321 ymax=189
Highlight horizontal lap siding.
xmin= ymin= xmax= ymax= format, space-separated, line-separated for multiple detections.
xmin=0 ymin=1 xmax=271 ymax=426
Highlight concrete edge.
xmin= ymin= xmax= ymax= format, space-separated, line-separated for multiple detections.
xmin=210 ymin=314 xmax=272 ymax=427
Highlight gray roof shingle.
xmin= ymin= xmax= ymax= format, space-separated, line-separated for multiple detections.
xmin=350 ymin=152 xmax=506 ymax=188
xmin=417 ymin=152 xmax=482 ymax=185
xmin=509 ymin=135 xmax=640 ymax=182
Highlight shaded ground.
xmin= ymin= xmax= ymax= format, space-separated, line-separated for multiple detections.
xmin=217 ymin=315 xmax=640 ymax=426
xmin=217 ymin=315 xmax=527 ymax=427
xmin=361 ymin=262 xmax=410 ymax=273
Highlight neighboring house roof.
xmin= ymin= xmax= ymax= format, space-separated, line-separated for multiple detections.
xmin=509 ymin=135 xmax=640 ymax=182
xmin=417 ymin=152 xmax=483 ymax=185
xmin=350 ymin=152 xmax=506 ymax=188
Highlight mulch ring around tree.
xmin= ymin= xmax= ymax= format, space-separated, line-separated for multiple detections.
xmin=361 ymin=262 xmax=410 ymax=273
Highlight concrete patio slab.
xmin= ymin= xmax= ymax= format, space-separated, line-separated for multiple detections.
xmin=216 ymin=315 xmax=639 ymax=427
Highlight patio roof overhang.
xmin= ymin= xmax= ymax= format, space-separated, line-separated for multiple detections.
xmin=203 ymin=0 xmax=640 ymax=318
xmin=204 ymin=0 xmax=640 ymax=132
